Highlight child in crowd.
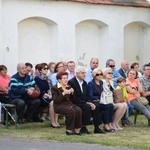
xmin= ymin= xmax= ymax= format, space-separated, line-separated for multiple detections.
xmin=115 ymin=77 xmax=134 ymax=126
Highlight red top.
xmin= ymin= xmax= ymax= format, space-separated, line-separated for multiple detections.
xmin=0 ymin=75 xmax=10 ymax=94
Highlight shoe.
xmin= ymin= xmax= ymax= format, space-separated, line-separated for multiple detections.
xmin=75 ymin=132 xmax=82 ymax=135
xmin=80 ymin=127 xmax=91 ymax=134
xmin=117 ymin=126 xmax=123 ymax=130
xmin=103 ymin=128 xmax=114 ymax=133
xmin=122 ymin=119 xmax=132 ymax=126
xmin=94 ymin=128 xmax=106 ymax=134
xmin=33 ymin=117 xmax=43 ymax=123
xmin=50 ymin=124 xmax=60 ymax=128
xmin=65 ymin=131 xmax=75 ymax=135
xmin=18 ymin=119 xmax=25 ymax=124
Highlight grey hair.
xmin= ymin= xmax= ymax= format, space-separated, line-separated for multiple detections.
xmin=75 ymin=66 xmax=85 ymax=74
xmin=17 ymin=63 xmax=25 ymax=72
xmin=106 ymin=59 xmax=114 ymax=67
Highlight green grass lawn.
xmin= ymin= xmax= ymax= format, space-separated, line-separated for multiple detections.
xmin=0 ymin=115 xmax=150 ymax=150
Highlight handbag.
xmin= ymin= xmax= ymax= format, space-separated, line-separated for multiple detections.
xmin=113 ymin=89 xmax=124 ymax=103
xmin=29 ymin=88 xmax=41 ymax=99
xmin=137 ymin=97 xmax=149 ymax=106
xmin=100 ymin=83 xmax=113 ymax=104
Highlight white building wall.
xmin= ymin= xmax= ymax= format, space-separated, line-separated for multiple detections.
xmin=1 ymin=0 xmax=150 ymax=74
xmin=0 ymin=0 xmax=2 ymax=64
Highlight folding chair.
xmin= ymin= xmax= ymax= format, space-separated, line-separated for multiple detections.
xmin=1 ymin=103 xmax=18 ymax=129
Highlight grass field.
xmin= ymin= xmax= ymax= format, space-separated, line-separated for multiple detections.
xmin=0 ymin=115 xmax=150 ymax=150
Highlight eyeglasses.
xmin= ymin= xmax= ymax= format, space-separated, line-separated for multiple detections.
xmin=96 ymin=73 xmax=103 ymax=76
xmin=43 ymin=67 xmax=48 ymax=70
xmin=109 ymin=65 xmax=115 ymax=68
xmin=107 ymin=72 xmax=113 ymax=74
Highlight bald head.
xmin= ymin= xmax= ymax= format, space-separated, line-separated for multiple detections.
xmin=90 ymin=57 xmax=99 ymax=70
xmin=121 ymin=60 xmax=129 ymax=71
xmin=17 ymin=63 xmax=27 ymax=76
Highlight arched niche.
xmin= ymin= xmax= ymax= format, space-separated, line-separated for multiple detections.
xmin=75 ymin=19 xmax=108 ymax=67
xmin=124 ymin=21 xmax=150 ymax=66
xmin=18 ymin=17 xmax=58 ymax=65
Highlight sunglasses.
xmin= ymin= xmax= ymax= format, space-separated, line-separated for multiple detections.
xmin=107 ymin=72 xmax=113 ymax=74
xmin=43 ymin=67 xmax=48 ymax=70
xmin=109 ymin=65 xmax=115 ymax=68
xmin=96 ymin=73 xmax=103 ymax=76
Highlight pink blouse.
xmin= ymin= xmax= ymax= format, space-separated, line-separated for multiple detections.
xmin=0 ymin=75 xmax=10 ymax=94
xmin=126 ymin=78 xmax=141 ymax=101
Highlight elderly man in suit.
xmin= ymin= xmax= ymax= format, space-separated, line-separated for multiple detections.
xmin=68 ymin=66 xmax=105 ymax=134
xmin=118 ymin=60 xmax=129 ymax=78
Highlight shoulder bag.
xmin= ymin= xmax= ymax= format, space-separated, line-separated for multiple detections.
xmin=137 ymin=97 xmax=149 ymax=106
xmin=100 ymin=83 xmax=113 ymax=104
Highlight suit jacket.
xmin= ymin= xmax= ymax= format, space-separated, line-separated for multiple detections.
xmin=68 ymin=77 xmax=89 ymax=105
xmin=118 ymin=68 xmax=127 ymax=78
xmin=88 ymin=79 xmax=103 ymax=101
xmin=51 ymin=84 xmax=75 ymax=105
xmin=51 ymin=83 xmax=79 ymax=115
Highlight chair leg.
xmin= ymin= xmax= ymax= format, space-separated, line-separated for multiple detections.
xmin=5 ymin=108 xmax=8 ymax=129
xmin=14 ymin=108 xmax=17 ymax=129
xmin=148 ymin=119 xmax=150 ymax=126
xmin=134 ymin=112 xmax=137 ymax=125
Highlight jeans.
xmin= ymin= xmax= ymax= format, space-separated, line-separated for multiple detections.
xmin=130 ymin=99 xmax=150 ymax=120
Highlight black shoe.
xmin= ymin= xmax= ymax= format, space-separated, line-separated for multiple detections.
xmin=103 ymin=128 xmax=114 ymax=133
xmin=94 ymin=128 xmax=106 ymax=134
xmin=50 ymin=124 xmax=60 ymax=128
xmin=75 ymin=132 xmax=82 ymax=135
xmin=80 ymin=127 xmax=91 ymax=134
xmin=33 ymin=117 xmax=43 ymax=123
xmin=65 ymin=131 xmax=75 ymax=135
xmin=122 ymin=119 xmax=132 ymax=126
xmin=18 ymin=119 xmax=25 ymax=124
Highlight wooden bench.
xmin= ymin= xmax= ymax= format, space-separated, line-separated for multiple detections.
xmin=1 ymin=103 xmax=18 ymax=129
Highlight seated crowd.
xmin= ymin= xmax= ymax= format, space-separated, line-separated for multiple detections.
xmin=0 ymin=58 xmax=150 ymax=135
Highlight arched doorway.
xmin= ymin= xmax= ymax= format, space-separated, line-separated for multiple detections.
xmin=124 ymin=21 xmax=150 ymax=66
xmin=18 ymin=17 xmax=58 ymax=66
xmin=75 ymin=19 xmax=108 ymax=67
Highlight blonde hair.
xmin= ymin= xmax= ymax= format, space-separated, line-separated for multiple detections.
xmin=92 ymin=68 xmax=102 ymax=78
xmin=102 ymin=67 xmax=112 ymax=76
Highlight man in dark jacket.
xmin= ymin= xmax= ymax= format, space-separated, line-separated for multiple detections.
xmin=118 ymin=60 xmax=129 ymax=78
xmin=68 ymin=66 xmax=105 ymax=134
xmin=9 ymin=63 xmax=42 ymax=123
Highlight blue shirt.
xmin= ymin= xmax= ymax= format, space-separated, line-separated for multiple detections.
xmin=85 ymin=67 xmax=93 ymax=83
xmin=112 ymin=68 xmax=121 ymax=88
xmin=50 ymin=73 xmax=57 ymax=86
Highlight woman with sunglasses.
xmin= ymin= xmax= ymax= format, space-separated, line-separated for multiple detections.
xmin=102 ymin=68 xmax=127 ymax=130
xmin=126 ymin=69 xmax=150 ymax=120
xmin=34 ymin=63 xmax=59 ymax=127
xmin=88 ymin=68 xmax=114 ymax=132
